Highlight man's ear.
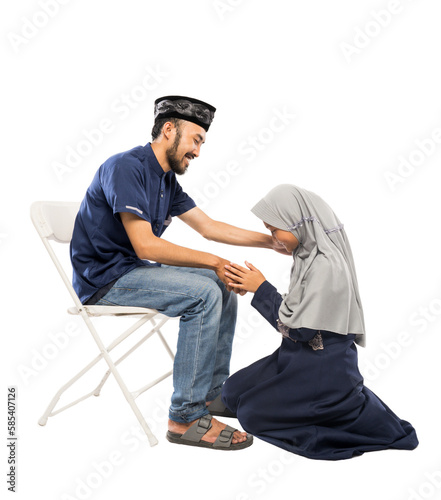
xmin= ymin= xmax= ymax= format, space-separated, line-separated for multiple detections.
xmin=162 ymin=121 xmax=175 ymax=141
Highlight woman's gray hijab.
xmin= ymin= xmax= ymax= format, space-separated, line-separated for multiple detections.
xmin=251 ymin=184 xmax=366 ymax=346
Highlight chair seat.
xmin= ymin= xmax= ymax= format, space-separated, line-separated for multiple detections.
xmin=68 ymin=305 xmax=160 ymax=317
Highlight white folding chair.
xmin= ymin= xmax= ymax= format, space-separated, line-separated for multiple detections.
xmin=30 ymin=201 xmax=175 ymax=446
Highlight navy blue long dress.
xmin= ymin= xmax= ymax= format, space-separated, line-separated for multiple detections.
xmin=222 ymin=281 xmax=418 ymax=460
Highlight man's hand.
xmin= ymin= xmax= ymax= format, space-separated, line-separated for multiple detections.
xmin=215 ymin=258 xmax=247 ymax=295
xmin=224 ymin=261 xmax=266 ymax=293
xmin=271 ymin=239 xmax=293 ymax=256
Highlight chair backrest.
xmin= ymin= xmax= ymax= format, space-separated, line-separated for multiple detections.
xmin=30 ymin=201 xmax=81 ymax=243
xmin=30 ymin=201 xmax=83 ymax=309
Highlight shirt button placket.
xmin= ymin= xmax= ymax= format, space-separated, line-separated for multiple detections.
xmin=157 ymin=179 xmax=165 ymax=235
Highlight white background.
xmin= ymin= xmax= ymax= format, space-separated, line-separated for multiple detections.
xmin=2 ymin=1 xmax=441 ymax=499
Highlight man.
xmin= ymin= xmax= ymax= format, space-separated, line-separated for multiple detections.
xmin=71 ymin=95 xmax=282 ymax=450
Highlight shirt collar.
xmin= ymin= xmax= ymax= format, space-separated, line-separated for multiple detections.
xmin=144 ymin=142 xmax=168 ymax=177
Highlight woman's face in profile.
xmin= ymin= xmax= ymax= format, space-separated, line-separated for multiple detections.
xmin=264 ymin=223 xmax=299 ymax=253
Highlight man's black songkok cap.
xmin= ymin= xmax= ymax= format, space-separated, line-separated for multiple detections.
xmin=154 ymin=95 xmax=216 ymax=131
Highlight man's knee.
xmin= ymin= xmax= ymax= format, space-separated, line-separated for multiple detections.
xmin=196 ymin=277 xmax=223 ymax=307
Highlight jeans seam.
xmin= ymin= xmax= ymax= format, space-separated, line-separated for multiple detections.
xmin=189 ymin=297 xmax=207 ymax=405
xmin=96 ymin=298 xmax=117 ymax=305
xmin=108 ymin=286 xmax=208 ymax=303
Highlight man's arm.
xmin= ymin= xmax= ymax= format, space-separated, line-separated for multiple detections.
xmin=178 ymin=207 xmax=290 ymax=254
xmin=120 ymin=212 xmax=235 ymax=289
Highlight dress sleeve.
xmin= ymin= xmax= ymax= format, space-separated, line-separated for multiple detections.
xmin=251 ymin=281 xmax=281 ymax=329
xmin=251 ymin=281 xmax=317 ymax=342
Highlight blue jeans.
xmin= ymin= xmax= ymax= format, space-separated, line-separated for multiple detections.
xmin=96 ymin=265 xmax=237 ymax=423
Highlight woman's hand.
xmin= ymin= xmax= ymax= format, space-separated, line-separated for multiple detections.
xmin=215 ymin=258 xmax=247 ymax=295
xmin=225 ymin=261 xmax=266 ymax=293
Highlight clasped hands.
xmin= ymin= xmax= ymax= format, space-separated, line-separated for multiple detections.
xmin=216 ymin=235 xmax=289 ymax=294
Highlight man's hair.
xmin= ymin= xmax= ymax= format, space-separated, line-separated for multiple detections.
xmin=151 ymin=117 xmax=183 ymax=141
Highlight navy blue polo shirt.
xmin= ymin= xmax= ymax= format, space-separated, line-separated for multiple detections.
xmin=70 ymin=142 xmax=196 ymax=304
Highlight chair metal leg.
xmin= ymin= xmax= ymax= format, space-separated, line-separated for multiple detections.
xmin=93 ymin=316 xmax=170 ymax=397
xmin=38 ymin=312 xmax=174 ymax=447
xmin=151 ymin=317 xmax=175 ymax=361
xmin=80 ymin=311 xmax=160 ymax=447
xmin=156 ymin=330 xmax=175 ymax=361
xmin=38 ymin=316 xmax=153 ymax=423
xmin=38 ymin=350 xmax=105 ymax=426
xmin=131 ymin=369 xmax=173 ymax=399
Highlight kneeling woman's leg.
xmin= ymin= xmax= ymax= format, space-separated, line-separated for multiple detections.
xmin=221 ymin=347 xmax=281 ymax=418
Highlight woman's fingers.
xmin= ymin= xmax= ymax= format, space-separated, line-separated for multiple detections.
xmin=228 ymin=281 xmax=244 ymax=288
xmin=226 ymin=262 xmax=248 ymax=274
xmin=225 ymin=271 xmax=244 ymax=282
xmin=245 ymin=260 xmax=258 ymax=271
xmin=225 ymin=262 xmax=261 ymax=295
xmin=224 ymin=266 xmax=244 ymax=280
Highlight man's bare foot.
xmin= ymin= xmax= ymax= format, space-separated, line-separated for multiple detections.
xmin=168 ymin=417 xmax=248 ymax=444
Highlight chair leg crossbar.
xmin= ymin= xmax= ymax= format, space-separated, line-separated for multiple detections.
xmin=38 ymin=313 xmax=174 ymax=447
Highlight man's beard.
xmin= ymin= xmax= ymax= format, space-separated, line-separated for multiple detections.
xmin=166 ymin=126 xmax=187 ymax=176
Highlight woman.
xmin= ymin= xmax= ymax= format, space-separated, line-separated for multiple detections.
xmin=220 ymin=184 xmax=418 ymax=460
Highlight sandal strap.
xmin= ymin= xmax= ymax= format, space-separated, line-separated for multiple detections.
xmin=213 ymin=425 xmax=237 ymax=448
xmin=181 ymin=414 xmax=213 ymax=443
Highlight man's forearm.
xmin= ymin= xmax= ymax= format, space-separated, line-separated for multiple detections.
xmin=204 ymin=220 xmax=273 ymax=248
xmin=137 ymin=235 xmax=223 ymax=270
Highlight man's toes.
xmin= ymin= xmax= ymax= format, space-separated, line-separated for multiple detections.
xmin=232 ymin=431 xmax=247 ymax=443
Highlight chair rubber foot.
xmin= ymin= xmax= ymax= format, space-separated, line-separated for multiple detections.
xmin=148 ymin=436 xmax=159 ymax=447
